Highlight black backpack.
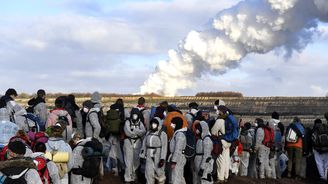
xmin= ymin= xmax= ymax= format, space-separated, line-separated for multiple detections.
xmin=72 ymin=138 xmax=103 ymax=179
xmin=175 ymin=130 xmax=196 ymax=160
xmin=0 ymin=168 xmax=28 ymax=184
xmin=312 ymin=123 xmax=328 ymax=153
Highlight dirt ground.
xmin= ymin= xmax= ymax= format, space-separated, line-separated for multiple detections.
xmin=99 ymin=174 xmax=325 ymax=184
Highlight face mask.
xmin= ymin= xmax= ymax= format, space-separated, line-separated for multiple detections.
xmin=216 ymin=110 xmax=220 ymax=115
xmin=83 ymin=107 xmax=89 ymax=113
xmin=151 ymin=123 xmax=158 ymax=130
xmin=190 ymin=109 xmax=198 ymax=115
xmin=214 ymin=106 xmax=218 ymax=111
xmin=132 ymin=114 xmax=138 ymax=120
xmin=163 ymin=111 xmax=167 ymax=117
xmin=254 ymin=123 xmax=258 ymax=127
xmin=170 ymin=123 xmax=176 ymax=129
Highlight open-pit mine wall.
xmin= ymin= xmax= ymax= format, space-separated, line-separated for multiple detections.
xmin=17 ymin=96 xmax=328 ymax=126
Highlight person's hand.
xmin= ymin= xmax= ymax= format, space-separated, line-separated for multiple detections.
xmin=158 ymin=159 xmax=165 ymax=168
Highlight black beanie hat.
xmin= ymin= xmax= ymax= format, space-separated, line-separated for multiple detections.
xmin=82 ymin=100 xmax=94 ymax=109
xmin=188 ymin=102 xmax=199 ymax=109
xmin=5 ymin=88 xmax=18 ymax=97
xmin=8 ymin=141 xmax=26 ymax=155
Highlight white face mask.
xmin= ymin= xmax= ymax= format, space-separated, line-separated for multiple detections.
xmin=163 ymin=111 xmax=167 ymax=117
xmin=151 ymin=123 xmax=158 ymax=130
xmin=190 ymin=108 xmax=198 ymax=115
xmin=214 ymin=106 xmax=218 ymax=111
xmin=170 ymin=123 xmax=176 ymax=129
xmin=83 ymin=107 xmax=89 ymax=113
xmin=132 ymin=114 xmax=138 ymax=120
xmin=254 ymin=123 xmax=258 ymax=127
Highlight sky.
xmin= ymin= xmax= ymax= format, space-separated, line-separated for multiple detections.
xmin=0 ymin=0 xmax=327 ymax=96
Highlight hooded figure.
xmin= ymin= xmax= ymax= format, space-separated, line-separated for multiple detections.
xmin=211 ymin=104 xmax=231 ymax=183
xmin=82 ymin=100 xmax=101 ymax=140
xmin=0 ymin=141 xmax=43 ymax=184
xmin=70 ymin=137 xmax=95 ymax=184
xmin=169 ymin=117 xmax=187 ymax=184
xmin=46 ymin=125 xmax=74 ymax=184
xmin=46 ymin=97 xmax=73 ymax=142
xmin=123 ymin=108 xmax=146 ymax=183
xmin=255 ymin=118 xmax=272 ymax=179
xmin=140 ymin=117 xmax=168 ymax=184
xmin=193 ymin=121 xmax=214 ymax=184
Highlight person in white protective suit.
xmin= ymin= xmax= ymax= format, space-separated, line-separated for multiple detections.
xmin=140 ymin=117 xmax=168 ymax=184
xmin=169 ymin=116 xmax=187 ymax=184
xmin=193 ymin=121 xmax=214 ymax=184
xmin=123 ymin=108 xmax=146 ymax=183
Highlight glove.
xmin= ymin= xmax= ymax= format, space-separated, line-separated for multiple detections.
xmin=198 ymin=169 xmax=204 ymax=177
xmin=158 ymin=159 xmax=165 ymax=168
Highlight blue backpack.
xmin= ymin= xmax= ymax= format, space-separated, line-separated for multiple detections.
xmin=224 ymin=115 xmax=238 ymax=143
xmin=149 ymin=106 xmax=157 ymax=120
xmin=23 ymin=113 xmax=44 ymax=132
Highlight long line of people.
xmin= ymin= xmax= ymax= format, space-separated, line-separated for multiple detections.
xmin=0 ymin=88 xmax=328 ymax=184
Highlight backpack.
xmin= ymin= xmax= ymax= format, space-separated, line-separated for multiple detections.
xmin=105 ymin=109 xmax=121 ymax=135
xmin=31 ymin=132 xmax=49 ymax=151
xmin=149 ymin=106 xmax=157 ymax=120
xmin=223 ymin=115 xmax=238 ymax=143
xmin=312 ymin=123 xmax=328 ymax=153
xmin=24 ymin=113 xmax=42 ymax=133
xmin=286 ymin=122 xmax=304 ymax=143
xmin=262 ymin=126 xmax=275 ymax=149
xmin=178 ymin=129 xmax=196 ymax=160
xmin=0 ymin=170 xmax=28 ymax=184
xmin=240 ymin=129 xmax=253 ymax=151
xmin=34 ymin=156 xmax=51 ymax=184
xmin=72 ymin=138 xmax=103 ymax=178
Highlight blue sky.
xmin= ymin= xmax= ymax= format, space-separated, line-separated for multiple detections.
xmin=0 ymin=0 xmax=327 ymax=96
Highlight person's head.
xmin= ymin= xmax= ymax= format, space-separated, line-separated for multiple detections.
xmin=271 ymin=111 xmax=279 ymax=120
xmin=55 ymin=96 xmax=66 ymax=108
xmin=171 ymin=117 xmax=184 ymax=131
xmin=70 ymin=132 xmax=82 ymax=146
xmin=116 ymin=98 xmax=124 ymax=105
xmin=33 ymin=142 xmax=47 ymax=153
xmin=82 ymin=100 xmax=93 ymax=113
xmin=67 ymin=94 xmax=76 ymax=103
xmin=216 ymin=105 xmax=229 ymax=119
xmin=91 ymin=91 xmax=102 ymax=104
xmin=154 ymin=106 xmax=166 ymax=119
xmin=138 ymin=97 xmax=146 ymax=106
xmin=160 ymin=101 xmax=168 ymax=109
xmin=37 ymin=89 xmax=46 ymax=99
xmin=188 ymin=102 xmax=199 ymax=115
xmin=214 ymin=99 xmax=225 ymax=108
xmin=243 ymin=122 xmax=252 ymax=130
xmin=150 ymin=117 xmax=161 ymax=132
xmin=314 ymin=118 xmax=322 ymax=128
xmin=130 ymin=108 xmax=141 ymax=122
xmin=293 ymin=116 xmax=301 ymax=123
xmin=255 ymin=118 xmax=264 ymax=127
xmin=7 ymin=141 xmax=26 ymax=159
xmin=5 ymin=88 xmax=18 ymax=100
xmin=48 ymin=125 xmax=64 ymax=138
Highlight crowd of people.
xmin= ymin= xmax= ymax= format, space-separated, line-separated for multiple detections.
xmin=0 ymin=88 xmax=328 ymax=184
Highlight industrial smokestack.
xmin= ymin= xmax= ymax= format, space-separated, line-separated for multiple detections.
xmin=140 ymin=0 xmax=328 ymax=96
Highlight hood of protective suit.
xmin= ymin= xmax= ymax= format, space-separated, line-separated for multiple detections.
xmin=151 ymin=117 xmax=163 ymax=133
xmin=199 ymin=121 xmax=210 ymax=139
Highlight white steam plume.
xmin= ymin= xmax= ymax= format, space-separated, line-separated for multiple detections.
xmin=140 ymin=0 xmax=328 ymax=96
